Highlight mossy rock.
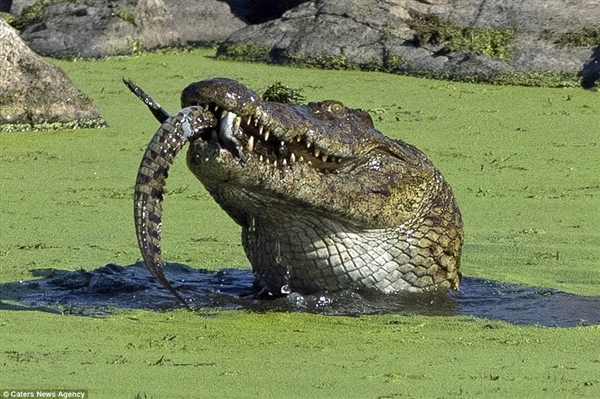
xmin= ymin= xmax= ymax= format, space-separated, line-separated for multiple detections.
xmin=407 ymin=10 xmax=516 ymax=60
xmin=0 ymin=18 xmax=106 ymax=132
xmin=216 ymin=43 xmax=272 ymax=63
xmin=553 ymin=27 xmax=600 ymax=48
xmin=10 ymin=0 xmax=82 ymax=30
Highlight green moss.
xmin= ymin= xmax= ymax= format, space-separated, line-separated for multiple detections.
xmin=279 ymin=50 xmax=361 ymax=70
xmin=2 ymin=309 xmax=600 ymax=399
xmin=488 ymin=71 xmax=583 ymax=88
xmin=113 ymin=9 xmax=136 ymax=27
xmin=0 ymin=117 xmax=107 ymax=133
xmin=216 ymin=42 xmax=272 ymax=63
xmin=277 ymin=47 xmax=388 ymax=72
xmin=552 ymin=27 xmax=600 ymax=48
xmin=0 ymin=11 xmax=16 ymax=25
xmin=415 ymin=69 xmax=582 ymax=88
xmin=217 ymin=43 xmax=393 ymax=73
xmin=262 ymin=81 xmax=305 ymax=104
xmin=408 ymin=10 xmax=516 ymax=59
xmin=128 ymin=38 xmax=145 ymax=55
xmin=383 ymin=53 xmax=404 ymax=72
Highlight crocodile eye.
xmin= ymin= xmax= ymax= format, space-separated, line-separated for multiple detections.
xmin=329 ymin=102 xmax=345 ymax=115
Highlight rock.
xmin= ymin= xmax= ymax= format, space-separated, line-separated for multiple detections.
xmin=12 ymin=0 xmax=245 ymax=57
xmin=8 ymin=0 xmax=34 ymax=15
xmin=14 ymin=0 xmax=172 ymax=58
xmin=167 ymin=0 xmax=246 ymax=46
xmin=217 ymin=0 xmax=600 ymax=87
xmin=7 ymin=0 xmax=600 ymax=87
xmin=0 ymin=18 xmax=105 ymax=132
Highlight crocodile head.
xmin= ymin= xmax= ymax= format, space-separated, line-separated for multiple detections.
xmin=132 ymin=77 xmax=463 ymax=302
xmin=180 ymin=78 xmax=463 ymax=295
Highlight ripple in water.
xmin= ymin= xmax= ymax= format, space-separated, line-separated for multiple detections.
xmin=1 ymin=263 xmax=598 ymax=327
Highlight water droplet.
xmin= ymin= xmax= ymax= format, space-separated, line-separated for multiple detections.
xmin=275 ymin=241 xmax=282 ymax=264
xmin=287 ymin=292 xmax=307 ymax=308
xmin=281 ymin=285 xmax=291 ymax=294
xmin=316 ymin=295 xmax=333 ymax=308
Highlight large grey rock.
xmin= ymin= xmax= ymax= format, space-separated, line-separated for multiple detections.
xmin=217 ymin=0 xmax=600 ymax=86
xmin=15 ymin=0 xmax=178 ymax=57
xmin=13 ymin=0 xmax=245 ymax=57
xmin=167 ymin=0 xmax=246 ymax=46
xmin=0 ymin=18 xmax=104 ymax=132
xmin=10 ymin=0 xmax=311 ymax=57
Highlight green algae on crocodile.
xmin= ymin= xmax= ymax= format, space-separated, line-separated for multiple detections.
xmin=130 ymin=78 xmax=463 ymax=304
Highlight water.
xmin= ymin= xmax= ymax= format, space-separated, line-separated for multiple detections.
xmin=1 ymin=263 xmax=598 ymax=327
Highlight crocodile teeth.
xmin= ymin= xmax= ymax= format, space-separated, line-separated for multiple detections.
xmin=263 ymin=130 xmax=270 ymax=141
xmin=253 ymin=118 xmax=259 ymax=127
xmin=314 ymin=148 xmax=320 ymax=158
xmin=337 ymin=157 xmax=343 ymax=163
xmin=290 ymin=153 xmax=296 ymax=163
xmin=247 ymin=115 xmax=252 ymax=125
xmin=234 ymin=116 xmax=241 ymax=131
xmin=299 ymin=156 xmax=305 ymax=162
xmin=296 ymin=136 xmax=302 ymax=143
xmin=273 ymin=160 xmax=277 ymax=166
xmin=258 ymin=124 xmax=264 ymax=135
xmin=321 ymin=154 xmax=328 ymax=162
xmin=247 ymin=135 xmax=255 ymax=152
xmin=259 ymin=155 xmax=264 ymax=162
xmin=282 ymin=159 xmax=287 ymax=166
xmin=306 ymin=141 xmax=312 ymax=149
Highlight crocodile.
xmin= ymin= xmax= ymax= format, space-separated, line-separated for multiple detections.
xmin=130 ymin=78 xmax=463 ymax=305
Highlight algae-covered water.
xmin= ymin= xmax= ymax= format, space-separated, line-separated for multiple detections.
xmin=1 ymin=49 xmax=599 ymax=398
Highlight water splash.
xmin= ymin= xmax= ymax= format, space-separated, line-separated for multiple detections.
xmin=1 ymin=263 xmax=598 ymax=327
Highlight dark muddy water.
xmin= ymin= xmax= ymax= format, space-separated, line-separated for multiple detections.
xmin=1 ymin=263 xmax=598 ymax=327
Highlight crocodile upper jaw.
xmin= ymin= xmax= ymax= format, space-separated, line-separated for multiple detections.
xmin=195 ymin=103 xmax=353 ymax=174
